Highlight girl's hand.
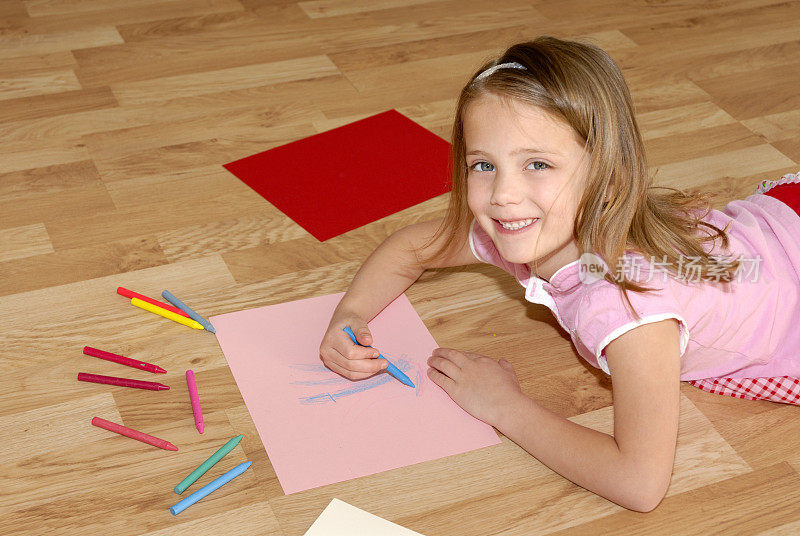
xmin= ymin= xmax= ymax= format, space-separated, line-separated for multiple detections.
xmin=319 ymin=315 xmax=388 ymax=381
xmin=427 ymin=347 xmax=525 ymax=426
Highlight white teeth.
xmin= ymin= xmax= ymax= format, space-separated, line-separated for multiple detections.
xmin=499 ymin=218 xmax=535 ymax=230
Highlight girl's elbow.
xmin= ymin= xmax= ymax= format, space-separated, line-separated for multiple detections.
xmin=612 ymin=459 xmax=671 ymax=512
xmin=624 ymin=473 xmax=670 ymax=513
xmin=628 ymin=490 xmax=666 ymax=513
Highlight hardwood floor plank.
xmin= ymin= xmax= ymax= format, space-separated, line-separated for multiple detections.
xmin=157 ymin=214 xmax=307 ymax=263
xmin=299 ymin=0 xmax=450 ymax=19
xmin=8 ymin=1 xmax=242 ymax=39
xmin=76 ymin=16 xmax=324 ymax=87
xmin=773 ymin=137 xmax=800 ymax=164
xmin=43 ymin=168 xmax=274 ymax=250
xmin=743 ymin=109 xmax=800 ymax=144
xmin=0 ymin=75 xmax=357 ymax=147
xmin=0 ymin=26 xmax=123 ymax=59
xmin=638 ymin=101 xmax=738 ymax=141
xmin=0 ymin=0 xmax=28 ymax=18
xmin=621 ymin=0 xmax=800 ymax=50
xmin=115 ymin=10 xmax=265 ymax=43
xmin=651 ymin=144 xmax=796 ymax=190
xmin=0 ymin=69 xmax=81 ymax=101
xmin=546 ymin=462 xmax=800 ymax=535
xmin=141 ymin=502 xmax=284 ymax=535
xmin=0 ymin=223 xmax=54 ymax=262
xmin=0 ymin=142 xmax=90 ymax=174
xmin=0 ymin=86 xmax=117 ymax=123
xmin=111 ymin=56 xmax=340 ymax=106
xmin=327 ymin=25 xmax=530 ymax=72
xmin=694 ymin=61 xmax=800 ymax=121
xmin=83 ymin=107 xmax=324 ymax=181
xmin=645 ymin=122 xmax=765 ymax=168
xmin=24 ymin=0 xmax=238 ymax=17
xmin=0 ymin=161 xmax=115 ymax=229
xmin=0 ymin=235 xmax=170 ymax=296
xmin=274 ymin=0 xmax=543 ymax=55
xmin=0 ymin=50 xmax=77 ymax=77
xmin=0 ymin=393 xmax=119 ymax=464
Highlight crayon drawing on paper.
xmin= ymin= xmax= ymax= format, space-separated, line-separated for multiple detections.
xmin=211 ymin=292 xmax=500 ymax=494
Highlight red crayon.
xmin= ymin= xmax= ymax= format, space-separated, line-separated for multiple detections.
xmin=116 ymin=287 xmax=190 ymax=318
xmin=83 ymin=346 xmax=167 ymax=374
xmin=78 ymin=372 xmax=169 ymax=391
xmin=92 ymin=417 xmax=178 ymax=451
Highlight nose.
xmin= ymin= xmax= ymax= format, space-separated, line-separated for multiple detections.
xmin=490 ymin=169 xmax=524 ymax=206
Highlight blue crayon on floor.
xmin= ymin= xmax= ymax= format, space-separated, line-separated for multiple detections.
xmin=161 ymin=290 xmax=216 ymax=334
xmin=169 ymin=461 xmax=251 ymax=515
xmin=342 ymin=326 xmax=415 ymax=387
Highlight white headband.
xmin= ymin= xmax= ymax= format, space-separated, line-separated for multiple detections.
xmin=474 ymin=61 xmax=526 ymax=81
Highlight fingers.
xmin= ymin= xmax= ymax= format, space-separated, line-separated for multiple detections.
xmin=427 ymin=367 xmax=455 ymax=392
xmin=324 ymin=356 xmax=384 ymax=381
xmin=319 ymin=320 xmax=388 ymax=381
xmin=498 ymin=358 xmax=515 ymax=371
xmin=431 ymin=347 xmax=470 ymax=367
xmin=325 ymin=343 xmax=386 ymax=378
xmin=342 ymin=318 xmax=374 ymax=347
xmin=427 ymin=353 xmax=461 ymax=380
xmin=353 ymin=324 xmax=373 ymax=347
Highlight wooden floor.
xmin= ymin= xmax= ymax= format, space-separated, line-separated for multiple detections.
xmin=2 ymin=0 xmax=800 ymax=534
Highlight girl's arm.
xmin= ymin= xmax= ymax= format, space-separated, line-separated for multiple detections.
xmin=319 ymin=218 xmax=479 ymax=380
xmin=496 ymin=318 xmax=681 ymax=512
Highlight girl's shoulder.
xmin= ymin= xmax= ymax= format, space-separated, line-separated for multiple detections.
xmin=572 ymin=275 xmax=691 ymax=375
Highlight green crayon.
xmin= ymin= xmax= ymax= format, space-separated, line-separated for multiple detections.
xmin=174 ymin=434 xmax=244 ymax=494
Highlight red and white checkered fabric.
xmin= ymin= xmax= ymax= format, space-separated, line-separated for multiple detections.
xmin=688 ymin=376 xmax=800 ymax=405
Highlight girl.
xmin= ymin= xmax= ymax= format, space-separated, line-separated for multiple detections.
xmin=318 ymin=36 xmax=800 ymax=512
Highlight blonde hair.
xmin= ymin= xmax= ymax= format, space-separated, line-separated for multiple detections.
xmin=427 ymin=36 xmax=738 ymax=318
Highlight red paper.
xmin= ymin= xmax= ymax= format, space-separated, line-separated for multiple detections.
xmin=223 ymin=110 xmax=452 ymax=241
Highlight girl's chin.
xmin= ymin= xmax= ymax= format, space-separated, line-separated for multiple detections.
xmin=493 ymin=246 xmax=536 ymax=265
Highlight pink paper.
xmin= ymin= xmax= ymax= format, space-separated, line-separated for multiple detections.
xmin=210 ymin=293 xmax=500 ymax=494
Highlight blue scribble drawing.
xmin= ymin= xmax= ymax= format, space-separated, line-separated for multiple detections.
xmin=290 ymin=353 xmax=422 ymax=404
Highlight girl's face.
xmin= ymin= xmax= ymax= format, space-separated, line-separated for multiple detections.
xmin=464 ymin=93 xmax=590 ymax=281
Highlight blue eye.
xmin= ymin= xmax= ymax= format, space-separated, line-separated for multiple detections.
xmin=469 ymin=161 xmax=494 ymax=172
xmin=468 ymin=160 xmax=550 ymax=173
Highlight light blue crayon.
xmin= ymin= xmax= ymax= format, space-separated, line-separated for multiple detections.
xmin=162 ymin=290 xmax=215 ymax=334
xmin=169 ymin=461 xmax=251 ymax=515
xmin=343 ymin=326 xmax=414 ymax=387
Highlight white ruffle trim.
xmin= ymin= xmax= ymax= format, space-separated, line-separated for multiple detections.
xmin=754 ymin=170 xmax=800 ymax=194
xmin=595 ymin=314 xmax=690 ymax=376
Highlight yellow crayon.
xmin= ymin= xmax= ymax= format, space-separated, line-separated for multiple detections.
xmin=131 ymin=298 xmax=204 ymax=330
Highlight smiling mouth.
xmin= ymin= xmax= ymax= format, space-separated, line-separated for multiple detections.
xmin=495 ymin=218 xmax=538 ymax=231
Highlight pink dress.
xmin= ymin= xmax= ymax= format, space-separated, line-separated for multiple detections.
xmin=468 ymin=172 xmax=800 ymax=405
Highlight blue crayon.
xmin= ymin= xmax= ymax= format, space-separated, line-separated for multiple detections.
xmin=342 ymin=326 xmax=414 ymax=387
xmin=169 ymin=461 xmax=251 ymax=515
xmin=162 ymin=290 xmax=215 ymax=334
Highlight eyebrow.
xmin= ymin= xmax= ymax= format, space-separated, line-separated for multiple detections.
xmin=466 ymin=147 xmax=563 ymax=157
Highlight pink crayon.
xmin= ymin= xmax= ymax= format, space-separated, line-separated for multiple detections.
xmin=83 ymin=346 xmax=167 ymax=374
xmin=78 ymin=372 xmax=169 ymax=391
xmin=92 ymin=417 xmax=178 ymax=451
xmin=186 ymin=370 xmax=204 ymax=434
